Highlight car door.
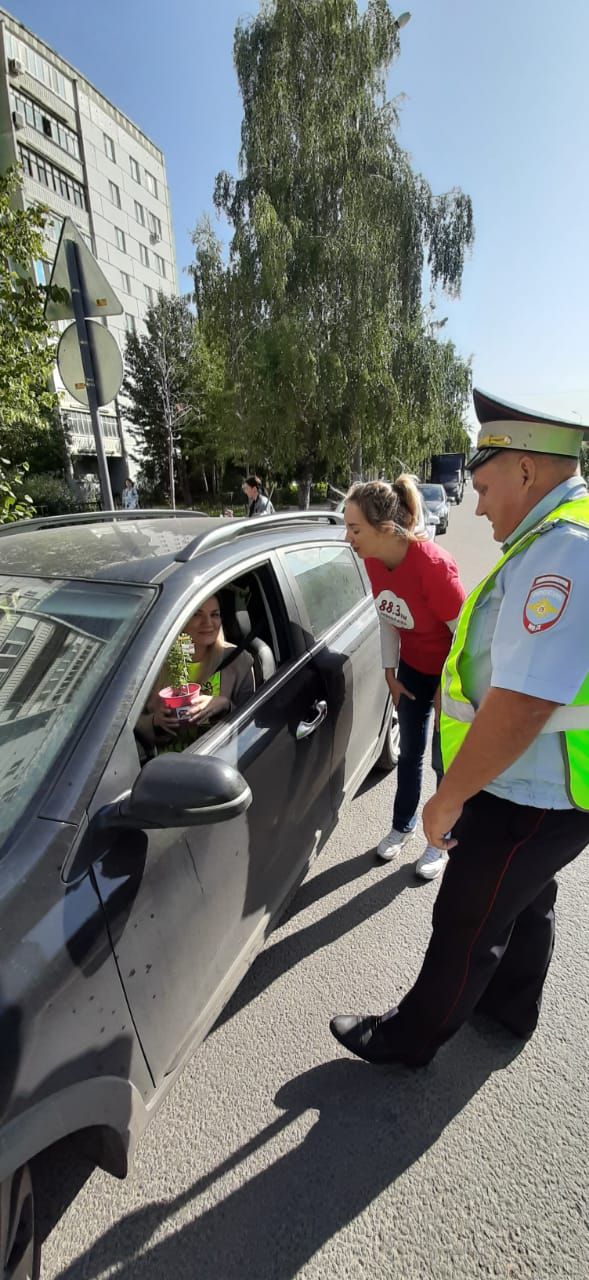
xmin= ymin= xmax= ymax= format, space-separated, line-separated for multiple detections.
xmin=279 ymin=540 xmax=388 ymax=812
xmin=91 ymin=559 xmax=334 ymax=1085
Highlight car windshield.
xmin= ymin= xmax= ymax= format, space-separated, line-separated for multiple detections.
xmin=0 ymin=576 xmax=152 ymax=843
xmin=420 ymin=485 xmax=445 ymax=502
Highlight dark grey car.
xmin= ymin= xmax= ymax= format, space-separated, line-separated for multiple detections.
xmin=0 ymin=509 xmax=396 ymax=1276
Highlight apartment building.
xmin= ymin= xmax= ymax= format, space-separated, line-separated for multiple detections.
xmin=0 ymin=8 xmax=177 ymax=494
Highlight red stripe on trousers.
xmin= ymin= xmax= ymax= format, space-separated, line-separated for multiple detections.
xmin=438 ymin=808 xmax=547 ymax=1031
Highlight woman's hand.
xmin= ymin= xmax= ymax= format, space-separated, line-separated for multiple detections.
xmin=184 ymin=693 xmax=230 ymax=723
xmin=385 ymin=668 xmax=415 ymax=708
xmin=433 ymin=684 xmax=442 ymax=732
xmin=152 ymin=702 xmax=178 ymax=734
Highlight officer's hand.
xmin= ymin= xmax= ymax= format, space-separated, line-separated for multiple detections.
xmin=422 ymin=793 xmax=461 ymax=850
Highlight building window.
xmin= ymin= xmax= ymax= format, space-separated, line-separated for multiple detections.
xmin=145 ymin=170 xmax=158 ymax=198
xmin=64 ymin=410 xmax=118 ymax=440
xmin=109 ymin=180 xmax=121 ymax=209
xmin=148 ymin=211 xmax=162 ymax=240
xmin=10 ymin=90 xmax=80 ymax=159
xmin=115 ymin=226 xmax=126 ymax=252
xmin=125 ymin=313 xmax=136 ymax=335
xmin=43 ymin=213 xmax=63 ymax=246
xmin=130 ymin=155 xmax=140 ymax=183
xmin=134 ymin=200 xmax=145 ymax=226
xmin=154 ymin=253 xmax=166 ymax=278
xmin=5 ymin=31 xmax=75 ymax=105
xmin=104 ymin=133 xmax=115 ymax=162
xmin=139 ymin=243 xmax=149 ymax=268
xmin=144 ymin=284 xmax=155 ymax=306
xmin=19 ymin=144 xmax=87 ymax=210
xmin=120 ymin=271 xmax=131 ymax=293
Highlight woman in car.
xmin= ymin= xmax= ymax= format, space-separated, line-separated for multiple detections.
xmin=138 ymin=594 xmax=254 ymax=751
xmin=344 ymin=476 xmax=466 ymax=881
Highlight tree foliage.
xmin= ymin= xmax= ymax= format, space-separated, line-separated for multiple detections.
xmin=207 ymin=0 xmax=474 ymax=499
xmin=0 ymin=169 xmax=60 ymax=467
xmin=0 ymin=458 xmax=34 ymax=524
xmin=123 ymin=292 xmax=195 ymax=499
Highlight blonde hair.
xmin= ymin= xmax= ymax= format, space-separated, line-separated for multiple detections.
xmin=345 ymin=475 xmax=426 ymax=540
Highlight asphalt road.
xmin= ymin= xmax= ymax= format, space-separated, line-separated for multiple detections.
xmin=39 ymin=490 xmax=589 ymax=1280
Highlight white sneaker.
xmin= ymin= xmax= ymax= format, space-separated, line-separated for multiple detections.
xmin=376 ymin=827 xmax=414 ymax=862
xmin=415 ymin=844 xmax=449 ymax=881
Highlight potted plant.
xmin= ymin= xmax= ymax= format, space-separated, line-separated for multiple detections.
xmin=159 ymin=633 xmax=200 ymax=720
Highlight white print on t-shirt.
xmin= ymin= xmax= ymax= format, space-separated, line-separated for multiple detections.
xmin=375 ymin=590 xmax=415 ymax=630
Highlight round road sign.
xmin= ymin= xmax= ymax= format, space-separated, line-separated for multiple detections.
xmin=57 ymin=320 xmax=124 ymax=408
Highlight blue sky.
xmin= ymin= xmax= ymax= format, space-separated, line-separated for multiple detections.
xmin=7 ymin=0 xmax=589 ymax=428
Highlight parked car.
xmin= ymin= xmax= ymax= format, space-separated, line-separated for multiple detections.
xmin=419 ymin=483 xmax=449 ymax=535
xmin=0 ymin=508 xmax=398 ymax=1274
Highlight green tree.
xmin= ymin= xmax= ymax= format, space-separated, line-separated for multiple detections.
xmin=212 ymin=0 xmax=474 ymax=504
xmin=187 ymin=219 xmax=242 ymax=492
xmin=0 ymin=458 xmax=34 ymax=524
xmin=123 ymin=292 xmax=195 ymax=503
xmin=0 ymin=169 xmax=61 ymax=468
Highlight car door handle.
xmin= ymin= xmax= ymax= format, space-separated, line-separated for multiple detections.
xmin=296 ymin=700 xmax=328 ymax=740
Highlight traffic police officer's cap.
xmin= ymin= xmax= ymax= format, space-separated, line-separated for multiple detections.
xmin=468 ymin=388 xmax=588 ymax=472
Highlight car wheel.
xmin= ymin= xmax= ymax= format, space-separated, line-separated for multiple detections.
xmin=0 ymin=1163 xmax=40 ymax=1280
xmin=375 ymin=713 xmax=400 ymax=772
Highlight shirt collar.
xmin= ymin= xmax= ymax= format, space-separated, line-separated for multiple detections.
xmin=503 ymin=475 xmax=588 ymax=551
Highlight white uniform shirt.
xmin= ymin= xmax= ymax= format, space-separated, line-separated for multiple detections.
xmin=461 ymin=476 xmax=589 ymax=809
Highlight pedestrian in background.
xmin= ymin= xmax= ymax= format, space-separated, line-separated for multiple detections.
xmin=242 ymin=476 xmax=275 ymax=517
xmin=122 ymin=477 xmax=139 ymax=510
xmin=344 ymin=475 xmax=466 ymax=880
xmin=331 ymin=391 xmax=589 ymax=1067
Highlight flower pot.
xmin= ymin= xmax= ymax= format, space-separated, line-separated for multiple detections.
xmin=158 ymin=683 xmax=200 ymax=721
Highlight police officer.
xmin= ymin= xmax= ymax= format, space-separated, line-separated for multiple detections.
xmin=330 ymin=389 xmax=589 ymax=1066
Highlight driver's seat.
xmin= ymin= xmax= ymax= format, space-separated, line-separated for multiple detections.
xmin=220 ymin=593 xmax=276 ymax=689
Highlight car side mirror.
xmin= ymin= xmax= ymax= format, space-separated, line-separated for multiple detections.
xmin=62 ymin=754 xmax=252 ymax=884
xmin=117 ymin=753 xmax=252 ymax=829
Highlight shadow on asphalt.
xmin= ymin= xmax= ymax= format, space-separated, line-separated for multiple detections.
xmin=50 ymin=1032 xmax=525 ymax=1280
xmin=33 ymin=1135 xmax=95 ymax=1245
xmin=214 ymin=853 xmax=422 ymax=1031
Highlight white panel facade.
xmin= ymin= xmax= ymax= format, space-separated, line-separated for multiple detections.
xmin=0 ymin=7 xmax=178 ymax=490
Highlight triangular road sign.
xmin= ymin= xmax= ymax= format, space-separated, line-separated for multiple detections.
xmin=44 ymin=217 xmax=123 ymax=321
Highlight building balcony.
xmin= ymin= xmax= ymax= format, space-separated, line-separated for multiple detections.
xmin=62 ymin=409 xmax=122 ymax=457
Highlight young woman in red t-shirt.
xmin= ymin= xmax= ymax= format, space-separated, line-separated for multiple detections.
xmin=345 ymin=477 xmax=466 ymax=879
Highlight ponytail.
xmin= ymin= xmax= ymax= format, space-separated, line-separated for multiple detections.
xmin=391 ymin=474 xmax=422 ymax=532
xmin=345 ymin=475 xmax=425 ymax=540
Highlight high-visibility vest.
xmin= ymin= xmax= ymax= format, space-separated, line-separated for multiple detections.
xmin=440 ymin=495 xmax=589 ymax=811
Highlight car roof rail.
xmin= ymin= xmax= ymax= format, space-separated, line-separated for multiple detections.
xmin=0 ymin=508 xmax=208 ymax=538
xmin=174 ymin=509 xmax=345 ymax=562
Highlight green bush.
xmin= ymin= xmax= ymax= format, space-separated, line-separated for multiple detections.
xmin=0 ymin=458 xmax=35 ymax=523
xmin=25 ymin=473 xmax=78 ymax=517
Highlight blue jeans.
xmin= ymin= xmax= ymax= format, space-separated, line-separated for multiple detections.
xmin=392 ymin=659 xmax=443 ymax=834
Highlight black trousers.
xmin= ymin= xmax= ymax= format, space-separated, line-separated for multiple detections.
xmin=380 ymin=790 xmax=589 ymax=1065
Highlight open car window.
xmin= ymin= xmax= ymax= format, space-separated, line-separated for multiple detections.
xmin=0 ymin=576 xmax=152 ymax=845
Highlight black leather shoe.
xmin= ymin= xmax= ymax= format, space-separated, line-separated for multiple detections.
xmin=329 ymin=1013 xmax=400 ymax=1064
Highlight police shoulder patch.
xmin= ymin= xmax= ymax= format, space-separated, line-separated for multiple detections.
xmin=523 ymin=574 xmax=571 ymax=634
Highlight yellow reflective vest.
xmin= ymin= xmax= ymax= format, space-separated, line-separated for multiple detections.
xmin=440 ymin=496 xmax=589 ymax=811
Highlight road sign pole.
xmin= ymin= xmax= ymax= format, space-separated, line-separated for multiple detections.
xmin=65 ymin=240 xmax=114 ymax=511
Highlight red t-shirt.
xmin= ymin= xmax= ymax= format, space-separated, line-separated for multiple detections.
xmin=366 ymin=540 xmax=466 ymax=675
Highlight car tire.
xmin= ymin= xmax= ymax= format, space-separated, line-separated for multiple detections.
xmin=375 ymin=713 xmax=400 ymax=772
xmin=0 ymin=1162 xmax=40 ymax=1279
